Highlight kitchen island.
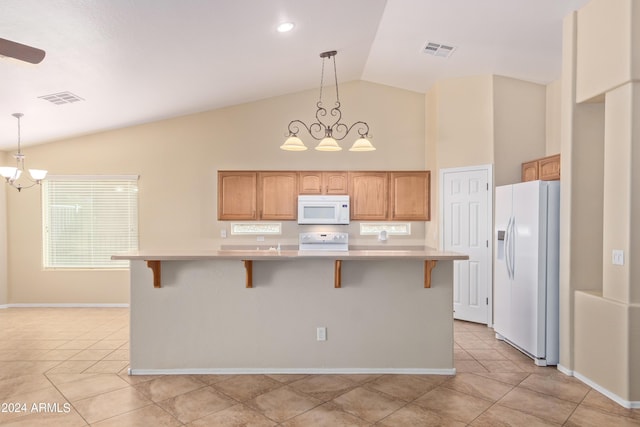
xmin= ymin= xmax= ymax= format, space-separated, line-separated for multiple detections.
xmin=113 ymin=248 xmax=468 ymax=375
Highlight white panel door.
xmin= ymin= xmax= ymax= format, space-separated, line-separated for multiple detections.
xmin=442 ymin=167 xmax=491 ymax=324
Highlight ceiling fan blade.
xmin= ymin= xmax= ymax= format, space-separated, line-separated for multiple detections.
xmin=0 ymin=37 xmax=46 ymax=64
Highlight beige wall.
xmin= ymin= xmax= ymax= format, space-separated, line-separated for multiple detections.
xmin=574 ymin=291 xmax=630 ymax=398
xmin=559 ymin=9 xmax=607 ymax=376
xmin=424 ymin=87 xmax=439 ymax=248
xmin=546 ymin=80 xmax=562 ymax=155
xmin=4 ymin=81 xmax=426 ymax=304
xmin=493 ymin=76 xmax=546 ymax=186
xmin=563 ymin=0 xmax=640 ymax=404
xmin=602 ymin=84 xmax=633 ymax=303
xmin=433 ymin=75 xmax=495 ymax=170
xmin=576 ymin=0 xmax=638 ymax=102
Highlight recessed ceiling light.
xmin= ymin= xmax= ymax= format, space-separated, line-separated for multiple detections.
xmin=277 ymin=22 xmax=295 ymax=33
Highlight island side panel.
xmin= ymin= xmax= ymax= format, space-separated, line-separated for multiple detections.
xmin=129 ymin=258 xmax=454 ymax=373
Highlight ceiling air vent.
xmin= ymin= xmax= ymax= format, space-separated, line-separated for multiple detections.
xmin=38 ymin=91 xmax=84 ymax=105
xmin=423 ymin=42 xmax=456 ymax=58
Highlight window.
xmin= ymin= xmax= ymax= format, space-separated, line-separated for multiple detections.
xmin=359 ymin=222 xmax=411 ymax=236
xmin=42 ymin=175 xmax=139 ymax=269
xmin=230 ymin=222 xmax=282 ymax=235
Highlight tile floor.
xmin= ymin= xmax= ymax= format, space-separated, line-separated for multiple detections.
xmin=0 ymin=308 xmax=638 ymax=426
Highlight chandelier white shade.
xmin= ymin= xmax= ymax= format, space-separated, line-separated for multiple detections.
xmin=315 ymin=137 xmax=341 ymax=152
xmin=349 ymin=137 xmax=376 ymax=152
xmin=282 ymin=50 xmax=375 ymax=152
xmin=279 ymin=136 xmax=307 ymax=151
xmin=1 ymin=113 xmax=48 ymax=191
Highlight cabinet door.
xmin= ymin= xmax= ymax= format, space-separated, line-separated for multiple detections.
xmin=390 ymin=171 xmax=430 ymax=221
xmin=218 ymin=171 xmax=257 ymax=220
xmin=258 ymin=172 xmax=298 ymax=220
xmin=299 ymin=171 xmax=348 ymax=194
xmin=521 ymin=161 xmax=538 ymax=182
xmin=538 ymin=154 xmax=560 ymax=180
xmin=349 ymin=172 xmax=388 ymax=220
xmin=298 ymin=172 xmax=323 ymax=195
xmin=324 ymin=171 xmax=348 ymax=194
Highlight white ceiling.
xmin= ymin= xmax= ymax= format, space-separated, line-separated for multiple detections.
xmin=0 ymin=0 xmax=590 ymax=150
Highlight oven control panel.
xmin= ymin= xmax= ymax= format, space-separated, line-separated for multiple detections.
xmin=299 ymin=232 xmax=349 ymax=251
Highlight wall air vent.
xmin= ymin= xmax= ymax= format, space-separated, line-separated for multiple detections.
xmin=38 ymin=91 xmax=84 ymax=105
xmin=423 ymin=42 xmax=456 ymax=58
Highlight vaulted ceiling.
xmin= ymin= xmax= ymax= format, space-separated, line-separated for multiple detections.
xmin=0 ymin=0 xmax=590 ymax=150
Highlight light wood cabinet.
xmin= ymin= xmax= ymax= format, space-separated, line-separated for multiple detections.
xmin=349 ymin=172 xmax=389 ymax=221
xmin=298 ymin=171 xmax=348 ymax=195
xmin=218 ymin=171 xmax=297 ymax=220
xmin=521 ymin=154 xmax=560 ymax=182
xmin=218 ymin=171 xmax=257 ymax=220
xmin=521 ymin=160 xmax=539 ymax=182
xmin=390 ymin=171 xmax=430 ymax=221
xmin=538 ymin=154 xmax=560 ymax=180
xmin=219 ymin=169 xmax=431 ymax=222
xmin=257 ymin=172 xmax=298 ymax=220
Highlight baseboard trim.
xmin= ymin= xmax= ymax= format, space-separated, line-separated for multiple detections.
xmin=556 ymin=364 xmax=573 ymax=376
xmin=2 ymin=303 xmax=129 ymax=308
xmin=129 ymin=367 xmax=456 ymax=376
xmin=572 ymin=370 xmax=640 ymax=409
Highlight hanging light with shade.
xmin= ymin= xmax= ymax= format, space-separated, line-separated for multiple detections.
xmin=281 ymin=50 xmax=376 ymax=152
xmin=0 ymin=113 xmax=48 ymax=192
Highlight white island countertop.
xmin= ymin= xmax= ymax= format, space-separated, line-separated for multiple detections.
xmin=112 ymin=247 xmax=469 ymax=261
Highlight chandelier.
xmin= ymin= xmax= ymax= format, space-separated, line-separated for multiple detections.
xmin=0 ymin=113 xmax=48 ymax=192
xmin=281 ymin=50 xmax=375 ymax=152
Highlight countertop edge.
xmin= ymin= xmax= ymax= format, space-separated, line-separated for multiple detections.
xmin=112 ymin=249 xmax=469 ymax=261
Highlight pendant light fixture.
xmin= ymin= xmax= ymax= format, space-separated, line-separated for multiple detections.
xmin=281 ymin=50 xmax=376 ymax=152
xmin=0 ymin=113 xmax=48 ymax=192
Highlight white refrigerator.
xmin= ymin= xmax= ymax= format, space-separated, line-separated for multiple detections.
xmin=494 ymin=180 xmax=560 ymax=366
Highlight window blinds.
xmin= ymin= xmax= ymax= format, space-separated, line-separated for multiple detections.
xmin=42 ymin=176 xmax=139 ymax=269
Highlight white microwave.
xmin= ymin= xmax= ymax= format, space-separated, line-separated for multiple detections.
xmin=297 ymin=195 xmax=350 ymax=225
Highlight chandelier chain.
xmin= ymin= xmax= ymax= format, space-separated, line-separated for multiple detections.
xmin=319 ymin=55 xmax=325 ymax=104
xmin=16 ymin=114 xmax=22 ymax=154
xmin=332 ymin=53 xmax=340 ymax=104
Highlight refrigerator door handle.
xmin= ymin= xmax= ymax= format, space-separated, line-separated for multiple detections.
xmin=505 ymin=216 xmax=513 ymax=280
xmin=509 ymin=216 xmax=516 ymax=279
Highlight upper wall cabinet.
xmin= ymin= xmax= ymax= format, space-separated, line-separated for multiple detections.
xmin=258 ymin=172 xmax=298 ymax=220
xmin=218 ymin=171 xmax=297 ymax=220
xmin=349 ymin=172 xmax=389 ymax=221
xmin=298 ymin=171 xmax=348 ymax=195
xmin=218 ymin=171 xmax=257 ymax=220
xmin=219 ymin=170 xmax=431 ymax=222
xmin=538 ymin=154 xmax=561 ymax=181
xmin=390 ymin=172 xmax=430 ymax=221
xmin=521 ymin=160 xmax=539 ymax=182
xmin=521 ymin=154 xmax=560 ymax=182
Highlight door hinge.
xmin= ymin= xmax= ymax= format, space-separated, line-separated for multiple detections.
xmin=486 ymin=183 xmax=489 ymax=190
xmin=486 ymin=240 xmax=489 ymax=248
xmin=486 ymin=297 xmax=489 ymax=305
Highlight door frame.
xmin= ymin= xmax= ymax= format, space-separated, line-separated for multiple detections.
xmin=439 ymin=164 xmax=494 ymax=327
